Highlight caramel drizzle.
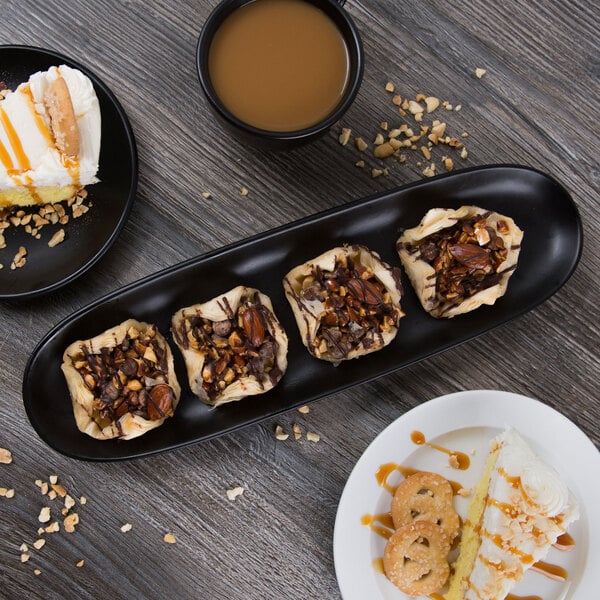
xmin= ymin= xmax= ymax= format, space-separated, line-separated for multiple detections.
xmin=505 ymin=595 xmax=542 ymax=600
xmin=531 ymin=559 xmax=568 ymax=581
xmin=19 ymin=84 xmax=55 ymax=147
xmin=361 ymin=513 xmax=394 ymax=539
xmin=0 ymin=105 xmax=30 ymax=171
xmin=480 ymin=529 xmax=535 ymax=564
xmin=375 ymin=462 xmax=464 ymax=495
xmin=411 ymin=430 xmax=470 ymax=469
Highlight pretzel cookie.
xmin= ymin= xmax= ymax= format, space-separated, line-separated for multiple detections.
xmin=383 ymin=520 xmax=451 ymax=596
xmin=391 ymin=471 xmax=460 ymax=542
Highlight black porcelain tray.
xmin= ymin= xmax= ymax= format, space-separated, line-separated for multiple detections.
xmin=0 ymin=45 xmax=137 ymax=299
xmin=23 ymin=166 xmax=583 ymax=460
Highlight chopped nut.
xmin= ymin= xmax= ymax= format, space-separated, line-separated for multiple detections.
xmin=385 ymin=81 xmax=395 ymax=92
xmin=64 ymin=495 xmax=76 ymax=511
xmin=226 ymin=486 xmax=245 ymax=501
xmin=373 ymin=132 xmax=384 ymax=145
xmin=33 ymin=539 xmax=46 ymax=550
xmin=373 ymin=142 xmax=395 ymax=159
xmin=297 ymin=405 xmax=310 ymax=414
xmin=354 ymin=137 xmax=368 ymax=152
xmin=371 ymin=168 xmax=385 ymax=178
xmin=454 ymin=104 xmax=462 ymax=111
xmin=38 ymin=507 xmax=51 ymax=523
xmin=444 ymin=157 xmax=454 ymax=171
xmin=423 ymin=163 xmax=436 ymax=177
xmin=201 ymin=192 xmax=212 ymax=199
xmin=338 ymin=127 xmax=351 ymax=145
xmin=163 ymin=533 xmax=177 ymax=544
xmin=51 ymin=483 xmax=67 ymax=498
xmin=379 ymin=121 xmax=388 ymax=131
xmin=76 ymin=559 xmax=85 ymax=568
xmin=120 ymin=523 xmax=133 ymax=533
xmin=392 ymin=94 xmax=402 ymax=106
xmin=5 ymin=488 xmax=15 ymax=498
xmin=306 ymin=432 xmax=321 ymax=443
xmin=460 ymin=147 xmax=468 ymax=159
xmin=34 ymin=569 xmax=41 ymax=576
xmin=449 ymin=453 xmax=460 ymax=469
xmin=45 ymin=521 xmax=60 ymax=533
xmin=64 ymin=513 xmax=79 ymax=533
xmin=275 ymin=425 xmax=289 ymax=441
xmin=292 ymin=423 xmax=302 ymax=440
xmin=420 ymin=146 xmax=431 ymax=160
xmin=475 ymin=67 xmax=487 ymax=78
xmin=355 ymin=160 xmax=365 ymax=168
xmin=21 ymin=553 xmax=30 ymax=563
xmin=49 ymin=475 xmax=58 ymax=485
xmin=240 ymin=186 xmax=249 ymax=196
xmin=47 ymin=228 xmax=65 ymax=248
xmin=425 ymin=96 xmax=440 ymax=112
xmin=408 ymin=100 xmax=423 ymax=115
xmin=79 ymin=496 xmax=87 ymax=505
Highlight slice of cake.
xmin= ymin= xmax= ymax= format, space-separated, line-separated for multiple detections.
xmin=0 ymin=65 xmax=101 ymax=207
xmin=446 ymin=428 xmax=579 ymax=599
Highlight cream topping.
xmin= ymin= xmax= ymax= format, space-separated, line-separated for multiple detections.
xmin=0 ymin=65 xmax=101 ymax=190
xmin=465 ymin=428 xmax=579 ymax=599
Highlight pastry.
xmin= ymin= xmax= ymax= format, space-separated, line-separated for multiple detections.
xmin=61 ymin=319 xmax=180 ymax=441
xmin=446 ymin=428 xmax=579 ymax=599
xmin=171 ymin=286 xmax=288 ymax=407
xmin=0 ymin=65 xmax=101 ymax=207
xmin=283 ymin=244 xmax=404 ymax=363
xmin=397 ymin=206 xmax=523 ymax=318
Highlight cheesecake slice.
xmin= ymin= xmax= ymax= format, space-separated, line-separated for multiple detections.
xmin=0 ymin=65 xmax=101 ymax=207
xmin=446 ymin=428 xmax=579 ymax=599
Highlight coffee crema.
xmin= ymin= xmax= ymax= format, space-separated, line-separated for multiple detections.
xmin=208 ymin=0 xmax=350 ymax=131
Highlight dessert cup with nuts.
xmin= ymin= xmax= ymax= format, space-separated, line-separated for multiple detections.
xmin=283 ymin=245 xmax=404 ymax=364
xmin=61 ymin=319 xmax=181 ymax=440
xmin=397 ymin=206 xmax=523 ymax=318
xmin=171 ymin=286 xmax=288 ymax=407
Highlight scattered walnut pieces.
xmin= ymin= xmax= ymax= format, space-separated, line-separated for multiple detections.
xmin=297 ymin=405 xmax=310 ymax=414
xmin=338 ymin=86 xmax=470 ymax=178
xmin=0 ymin=487 xmax=15 ymax=498
xmin=76 ymin=559 xmax=85 ymax=568
xmin=226 ymin=486 xmax=245 ymax=501
xmin=163 ymin=533 xmax=177 ymax=544
xmin=0 ymin=447 xmax=12 ymax=464
xmin=240 ymin=186 xmax=249 ymax=196
xmin=120 ymin=523 xmax=133 ymax=533
xmin=385 ymin=81 xmax=395 ymax=92
xmin=20 ymin=553 xmax=30 ymax=563
xmin=292 ymin=423 xmax=302 ymax=440
xmin=33 ymin=539 xmax=46 ymax=550
xmin=475 ymin=67 xmax=487 ymax=78
xmin=34 ymin=569 xmax=41 ymax=576
xmin=201 ymin=191 xmax=212 ymax=200
xmin=306 ymin=432 xmax=321 ymax=443
xmin=38 ymin=507 xmax=51 ymax=523
xmin=10 ymin=245 xmax=27 ymax=270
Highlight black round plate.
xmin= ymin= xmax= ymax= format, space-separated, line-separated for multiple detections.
xmin=23 ymin=165 xmax=583 ymax=461
xmin=0 ymin=45 xmax=137 ymax=299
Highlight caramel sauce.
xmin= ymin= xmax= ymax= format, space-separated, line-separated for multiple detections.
xmin=488 ymin=497 xmax=520 ymax=519
xmin=361 ymin=513 xmax=394 ymax=539
xmin=371 ymin=557 xmax=384 ymax=574
xmin=0 ymin=105 xmax=30 ymax=170
xmin=0 ymin=137 xmax=13 ymax=170
xmin=554 ymin=531 xmax=575 ymax=551
xmin=482 ymin=529 xmax=534 ymax=564
xmin=505 ymin=595 xmax=542 ymax=600
xmin=208 ymin=0 xmax=349 ymax=131
xmin=411 ymin=430 xmax=470 ymax=469
xmin=531 ymin=560 xmax=568 ymax=581
xmin=429 ymin=594 xmax=445 ymax=600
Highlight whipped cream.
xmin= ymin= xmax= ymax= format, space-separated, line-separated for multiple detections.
xmin=0 ymin=65 xmax=101 ymax=191
xmin=465 ymin=428 xmax=579 ymax=600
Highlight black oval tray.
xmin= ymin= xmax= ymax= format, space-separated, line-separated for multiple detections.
xmin=23 ymin=165 xmax=583 ymax=460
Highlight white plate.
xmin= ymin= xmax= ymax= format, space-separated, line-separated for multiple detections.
xmin=333 ymin=390 xmax=600 ymax=600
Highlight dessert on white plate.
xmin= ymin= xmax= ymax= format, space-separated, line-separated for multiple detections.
xmin=0 ymin=64 xmax=101 ymax=207
xmin=446 ymin=427 xmax=579 ymax=599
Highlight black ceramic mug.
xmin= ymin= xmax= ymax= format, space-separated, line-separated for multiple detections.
xmin=196 ymin=0 xmax=363 ymax=149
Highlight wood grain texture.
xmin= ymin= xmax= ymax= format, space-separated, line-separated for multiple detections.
xmin=0 ymin=0 xmax=598 ymax=598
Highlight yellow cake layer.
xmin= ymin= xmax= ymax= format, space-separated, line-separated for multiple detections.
xmin=0 ymin=184 xmax=76 ymax=208
xmin=445 ymin=444 xmax=500 ymax=600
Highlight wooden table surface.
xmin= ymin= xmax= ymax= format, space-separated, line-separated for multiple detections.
xmin=1 ymin=0 xmax=598 ymax=598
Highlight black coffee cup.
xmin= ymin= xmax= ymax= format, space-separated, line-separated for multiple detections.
xmin=196 ymin=0 xmax=363 ymax=149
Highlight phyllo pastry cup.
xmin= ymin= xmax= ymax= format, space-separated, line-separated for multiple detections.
xmin=171 ymin=286 xmax=288 ymax=407
xmin=397 ymin=206 xmax=523 ymax=319
xmin=61 ymin=319 xmax=181 ymax=441
xmin=282 ymin=244 xmax=404 ymax=363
